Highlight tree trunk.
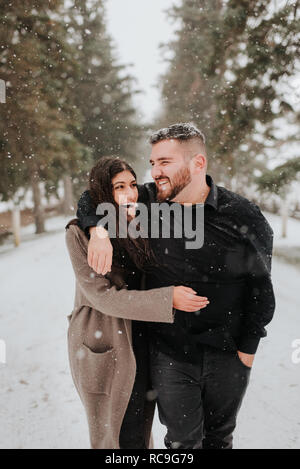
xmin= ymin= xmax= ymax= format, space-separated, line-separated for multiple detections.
xmin=63 ymin=174 xmax=75 ymax=216
xmin=31 ymin=172 xmax=45 ymax=234
xmin=0 ymin=79 xmax=6 ymax=103
xmin=12 ymin=206 xmax=21 ymax=247
xmin=281 ymin=196 xmax=288 ymax=238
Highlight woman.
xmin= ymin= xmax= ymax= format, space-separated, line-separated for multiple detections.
xmin=65 ymin=156 xmax=209 ymax=449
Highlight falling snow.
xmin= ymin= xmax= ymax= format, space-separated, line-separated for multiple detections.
xmin=0 ymin=216 xmax=299 ymax=448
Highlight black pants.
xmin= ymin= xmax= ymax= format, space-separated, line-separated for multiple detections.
xmin=150 ymin=344 xmax=251 ymax=449
xmin=119 ymin=322 xmax=149 ymax=449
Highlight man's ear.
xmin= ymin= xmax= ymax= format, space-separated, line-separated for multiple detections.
xmin=192 ymin=154 xmax=206 ymax=173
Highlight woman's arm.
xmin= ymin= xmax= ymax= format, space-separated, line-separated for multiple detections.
xmin=66 ymin=224 xmax=175 ymax=324
xmin=66 ymin=225 xmax=208 ymax=321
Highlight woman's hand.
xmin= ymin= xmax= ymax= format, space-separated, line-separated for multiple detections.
xmin=173 ymin=286 xmax=209 ymax=312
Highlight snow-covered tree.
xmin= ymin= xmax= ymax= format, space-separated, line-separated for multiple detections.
xmin=157 ymin=0 xmax=300 ymax=188
xmin=256 ymin=156 xmax=300 ymax=237
xmin=0 ymin=0 xmax=90 ymax=233
xmin=0 ymin=0 xmax=144 ymax=233
xmin=67 ymin=0 xmax=143 ymax=163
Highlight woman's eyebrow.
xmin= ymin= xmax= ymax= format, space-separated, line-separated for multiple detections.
xmin=113 ymin=179 xmax=136 ymax=186
xmin=113 ymin=181 xmax=125 ymax=185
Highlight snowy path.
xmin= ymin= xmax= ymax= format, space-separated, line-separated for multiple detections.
xmin=0 ymin=217 xmax=299 ymax=449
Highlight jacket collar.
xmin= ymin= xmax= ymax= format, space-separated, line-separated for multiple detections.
xmin=205 ymin=174 xmax=218 ymax=210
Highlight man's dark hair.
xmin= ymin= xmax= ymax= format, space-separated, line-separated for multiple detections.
xmin=149 ymin=123 xmax=206 ymax=145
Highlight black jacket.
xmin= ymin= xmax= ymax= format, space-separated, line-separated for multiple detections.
xmin=77 ymin=175 xmax=275 ymax=361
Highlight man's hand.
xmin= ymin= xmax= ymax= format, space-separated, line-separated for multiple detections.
xmin=88 ymin=227 xmax=113 ymax=275
xmin=173 ymin=286 xmax=209 ymax=312
xmin=237 ymin=351 xmax=255 ymax=368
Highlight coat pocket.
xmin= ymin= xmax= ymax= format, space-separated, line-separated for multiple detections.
xmin=78 ymin=344 xmax=116 ymax=396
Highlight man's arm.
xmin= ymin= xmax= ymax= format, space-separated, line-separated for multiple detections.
xmin=76 ymin=190 xmax=112 ymax=273
xmin=77 ymin=184 xmax=153 ymax=235
xmin=76 ymin=190 xmax=101 ymax=237
xmin=237 ymin=208 xmax=276 ymax=360
xmin=76 ymin=185 xmax=154 ymax=274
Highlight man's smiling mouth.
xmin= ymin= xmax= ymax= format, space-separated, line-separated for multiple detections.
xmin=157 ymin=180 xmax=169 ymax=187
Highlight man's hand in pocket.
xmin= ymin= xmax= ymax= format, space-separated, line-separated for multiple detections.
xmin=237 ymin=351 xmax=255 ymax=368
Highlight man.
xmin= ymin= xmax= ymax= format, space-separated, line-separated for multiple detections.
xmin=76 ymin=123 xmax=275 ymax=449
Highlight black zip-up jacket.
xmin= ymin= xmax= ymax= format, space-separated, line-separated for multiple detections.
xmin=76 ymin=175 xmax=275 ymax=361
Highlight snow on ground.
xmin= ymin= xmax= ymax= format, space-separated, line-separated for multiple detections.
xmin=0 ymin=213 xmax=299 ymax=449
xmin=266 ymin=212 xmax=300 ymax=248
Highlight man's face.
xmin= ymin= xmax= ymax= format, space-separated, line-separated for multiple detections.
xmin=150 ymin=139 xmax=192 ymax=202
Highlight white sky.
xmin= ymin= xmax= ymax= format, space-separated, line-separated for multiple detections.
xmin=106 ymin=0 xmax=177 ymax=122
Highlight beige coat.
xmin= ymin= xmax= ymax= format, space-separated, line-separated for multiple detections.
xmin=65 ymin=224 xmax=175 ymax=449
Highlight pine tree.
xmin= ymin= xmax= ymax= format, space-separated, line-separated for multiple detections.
xmin=0 ymin=0 xmax=91 ymax=232
xmin=256 ymin=157 xmax=300 ymax=196
xmin=158 ymin=0 xmax=300 ymax=188
xmin=67 ymin=0 xmax=143 ymax=164
xmin=256 ymin=156 xmax=300 ymax=237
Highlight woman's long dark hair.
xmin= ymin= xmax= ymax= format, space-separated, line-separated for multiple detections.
xmin=89 ymin=156 xmax=156 ymax=271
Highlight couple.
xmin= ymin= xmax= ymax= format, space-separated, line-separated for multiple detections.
xmin=66 ymin=123 xmax=276 ymax=449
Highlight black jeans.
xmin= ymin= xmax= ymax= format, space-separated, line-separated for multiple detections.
xmin=150 ymin=344 xmax=251 ymax=449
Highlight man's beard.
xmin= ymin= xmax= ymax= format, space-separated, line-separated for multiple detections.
xmin=156 ymin=165 xmax=192 ymax=202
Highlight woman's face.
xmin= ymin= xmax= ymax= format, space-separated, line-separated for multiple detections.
xmin=112 ymin=170 xmax=139 ymax=217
